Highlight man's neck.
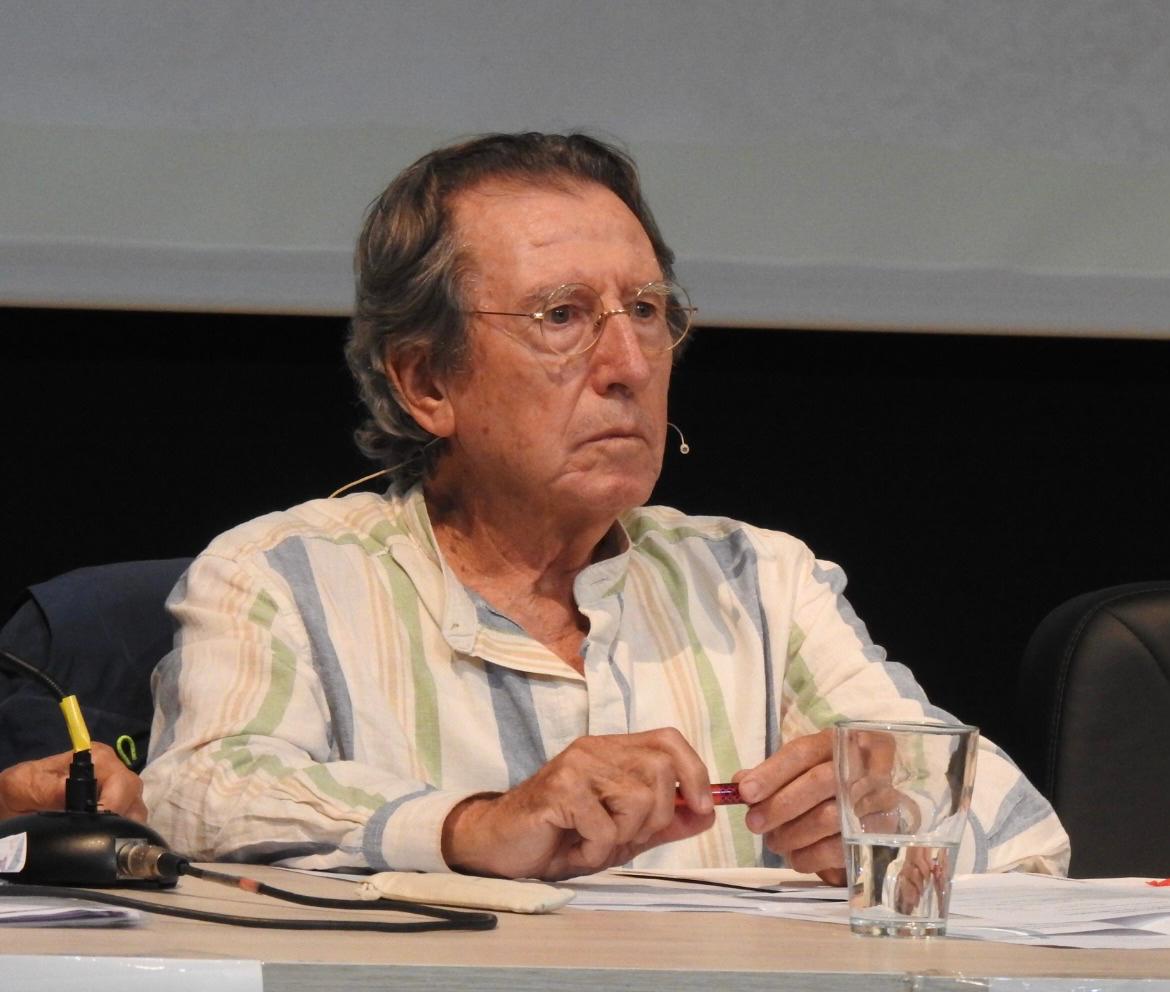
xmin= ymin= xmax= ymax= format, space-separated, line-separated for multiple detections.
xmin=425 ymin=478 xmax=620 ymax=582
xmin=423 ymin=482 xmax=624 ymax=671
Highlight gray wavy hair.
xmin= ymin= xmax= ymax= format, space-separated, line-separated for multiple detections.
xmin=345 ymin=131 xmax=678 ymax=487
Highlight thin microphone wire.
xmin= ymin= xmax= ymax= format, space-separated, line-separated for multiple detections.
xmin=329 ymin=466 xmax=390 ymax=499
xmin=328 ymin=440 xmax=442 ymax=498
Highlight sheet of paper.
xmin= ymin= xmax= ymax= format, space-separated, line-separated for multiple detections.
xmin=951 ymin=873 xmax=1170 ymax=925
xmin=0 ymin=894 xmax=141 ymax=928
xmin=563 ymin=869 xmax=1170 ymax=949
xmin=945 ymin=874 xmax=1170 ymax=948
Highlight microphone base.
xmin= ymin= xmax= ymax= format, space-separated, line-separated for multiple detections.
xmin=0 ymin=811 xmax=178 ymax=887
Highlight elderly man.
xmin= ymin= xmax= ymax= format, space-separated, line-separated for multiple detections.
xmin=142 ymin=132 xmax=1068 ymax=881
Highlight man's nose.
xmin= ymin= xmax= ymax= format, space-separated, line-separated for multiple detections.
xmin=590 ymin=308 xmax=654 ymax=388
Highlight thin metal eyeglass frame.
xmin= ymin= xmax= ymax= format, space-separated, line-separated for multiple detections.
xmin=467 ymin=281 xmax=696 ymax=357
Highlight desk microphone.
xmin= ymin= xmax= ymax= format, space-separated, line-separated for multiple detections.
xmin=0 ymin=649 xmax=177 ymax=887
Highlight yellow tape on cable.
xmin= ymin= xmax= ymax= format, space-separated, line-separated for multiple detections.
xmin=58 ymin=695 xmax=92 ymax=752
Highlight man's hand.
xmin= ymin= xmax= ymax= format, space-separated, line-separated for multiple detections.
xmin=733 ymin=729 xmax=846 ymax=885
xmin=0 ymin=743 xmax=147 ymax=822
xmin=441 ymin=728 xmax=716 ymax=881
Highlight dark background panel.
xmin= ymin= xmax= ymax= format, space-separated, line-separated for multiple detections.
xmin=2 ymin=308 xmax=369 ymax=596
xmin=3 ymin=306 xmax=1168 ymax=757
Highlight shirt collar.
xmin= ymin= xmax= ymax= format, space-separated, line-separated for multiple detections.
xmin=391 ymin=485 xmax=633 ymax=673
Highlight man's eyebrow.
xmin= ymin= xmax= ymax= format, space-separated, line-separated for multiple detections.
xmin=517 ymin=285 xmax=560 ymax=310
xmin=518 ymin=275 xmax=668 ymax=307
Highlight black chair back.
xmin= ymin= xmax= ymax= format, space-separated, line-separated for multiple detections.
xmin=1016 ymin=581 xmax=1170 ymax=878
xmin=0 ymin=558 xmax=191 ymax=771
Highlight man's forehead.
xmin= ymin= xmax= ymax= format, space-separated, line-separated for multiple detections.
xmin=453 ymin=173 xmax=595 ymax=206
xmin=449 ymin=177 xmax=652 ymax=267
xmin=450 ymin=177 xmax=604 ymax=233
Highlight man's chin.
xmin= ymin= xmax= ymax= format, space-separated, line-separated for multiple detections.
xmin=558 ymin=471 xmax=658 ymax=518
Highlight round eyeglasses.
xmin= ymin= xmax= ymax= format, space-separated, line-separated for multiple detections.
xmin=469 ymin=281 xmax=696 ymax=357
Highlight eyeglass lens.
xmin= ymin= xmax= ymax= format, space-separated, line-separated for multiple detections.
xmin=539 ymin=283 xmax=691 ymax=356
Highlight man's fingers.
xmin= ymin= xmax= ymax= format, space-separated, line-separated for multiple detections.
xmin=762 ymin=794 xmax=841 ymax=856
xmin=733 ymin=730 xmax=847 ymax=878
xmin=89 ymin=742 xmax=148 ymax=822
xmin=735 ymin=728 xmax=833 ymax=805
xmin=627 ymin=728 xmax=712 ymax=815
xmin=743 ymin=758 xmax=836 ymax=835
xmin=566 ymin=798 xmax=621 ymax=870
xmin=557 ymin=801 xmax=718 ymax=879
xmin=100 ymin=790 xmax=149 ymax=823
xmin=576 ymin=730 xmax=710 ymax=842
xmin=817 ymin=866 xmax=847 ymax=886
xmin=96 ymin=770 xmax=148 ymax=821
xmin=781 ymin=830 xmax=847 ymax=875
xmin=0 ymin=751 xmax=72 ymax=816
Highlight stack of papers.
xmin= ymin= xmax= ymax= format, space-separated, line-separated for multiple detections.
xmin=0 ymin=891 xmax=140 ymax=928
xmin=950 ymin=874 xmax=1170 ymax=949
xmin=564 ymin=868 xmax=1170 ymax=948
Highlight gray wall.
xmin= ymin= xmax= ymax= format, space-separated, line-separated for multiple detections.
xmin=3 ymin=1 xmax=1170 ymax=333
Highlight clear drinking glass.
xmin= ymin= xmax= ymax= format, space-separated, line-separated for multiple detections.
xmin=834 ymin=720 xmax=978 ymax=937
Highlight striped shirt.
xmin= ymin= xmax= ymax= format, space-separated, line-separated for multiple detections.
xmin=142 ymin=487 xmax=1069 ymax=875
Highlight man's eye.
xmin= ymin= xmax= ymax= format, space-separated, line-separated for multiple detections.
xmin=631 ymin=299 xmax=663 ymax=321
xmin=545 ymin=304 xmax=582 ymax=326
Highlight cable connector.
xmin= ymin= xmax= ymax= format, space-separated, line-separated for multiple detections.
xmin=115 ymin=841 xmax=188 ymax=883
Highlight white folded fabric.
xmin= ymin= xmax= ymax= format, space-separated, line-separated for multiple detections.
xmin=356 ymin=871 xmax=574 ymax=914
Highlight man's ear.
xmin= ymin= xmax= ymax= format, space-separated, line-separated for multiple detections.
xmin=384 ymin=345 xmax=456 ymax=438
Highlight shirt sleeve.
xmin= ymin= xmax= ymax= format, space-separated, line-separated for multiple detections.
xmin=773 ymin=539 xmax=1070 ymax=876
xmin=141 ymin=551 xmax=475 ymax=871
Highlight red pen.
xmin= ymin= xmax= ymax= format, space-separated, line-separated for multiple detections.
xmin=675 ymin=782 xmax=744 ymax=808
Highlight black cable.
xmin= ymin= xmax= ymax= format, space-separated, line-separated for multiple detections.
xmin=2 ymin=881 xmax=497 ymax=933
xmin=0 ymin=648 xmax=66 ymax=700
